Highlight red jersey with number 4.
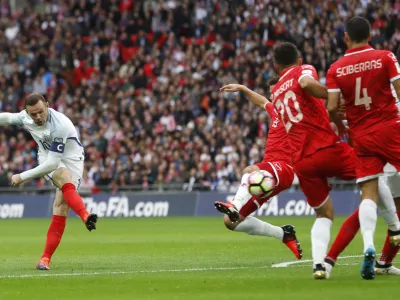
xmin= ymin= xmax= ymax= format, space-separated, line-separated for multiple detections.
xmin=326 ymin=45 xmax=400 ymax=138
xmin=271 ymin=65 xmax=339 ymax=163
xmin=262 ymin=102 xmax=291 ymax=164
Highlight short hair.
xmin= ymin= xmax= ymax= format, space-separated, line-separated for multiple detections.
xmin=346 ymin=17 xmax=371 ymax=43
xmin=396 ymin=44 xmax=400 ymax=61
xmin=273 ymin=42 xmax=299 ymax=68
xmin=267 ymin=77 xmax=279 ymax=87
xmin=24 ymin=93 xmax=46 ymax=108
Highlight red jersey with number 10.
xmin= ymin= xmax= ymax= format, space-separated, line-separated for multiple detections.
xmin=271 ymin=65 xmax=339 ymax=163
xmin=262 ymin=102 xmax=291 ymax=164
xmin=326 ymin=45 xmax=400 ymax=138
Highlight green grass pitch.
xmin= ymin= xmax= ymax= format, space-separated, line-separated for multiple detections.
xmin=0 ymin=216 xmax=398 ymax=300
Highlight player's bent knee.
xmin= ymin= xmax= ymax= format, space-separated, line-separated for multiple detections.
xmin=53 ymin=201 xmax=69 ymax=216
xmin=52 ymin=167 xmax=73 ymax=189
xmin=315 ymin=209 xmax=334 ymax=220
xmin=359 ymin=179 xmax=379 ymax=202
xmin=243 ymin=165 xmax=259 ymax=175
xmin=314 ymin=198 xmax=334 ymax=220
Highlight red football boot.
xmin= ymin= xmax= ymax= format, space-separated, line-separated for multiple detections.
xmin=214 ymin=201 xmax=240 ymax=223
xmin=36 ymin=257 xmax=51 ymax=270
xmin=281 ymin=225 xmax=303 ymax=260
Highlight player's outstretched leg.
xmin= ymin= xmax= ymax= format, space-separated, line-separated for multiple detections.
xmin=215 ymin=163 xmax=302 ymax=259
xmin=52 ymin=168 xmax=98 ymax=231
xmin=221 ymin=214 xmax=302 ymax=259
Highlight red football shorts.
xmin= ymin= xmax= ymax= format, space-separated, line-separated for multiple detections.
xmin=239 ymin=161 xmax=294 ymax=217
xmin=353 ymin=122 xmax=400 ymax=183
xmin=293 ymin=142 xmax=356 ymax=209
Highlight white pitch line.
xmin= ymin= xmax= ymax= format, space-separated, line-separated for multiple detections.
xmin=0 ymin=255 xmax=369 ymax=279
xmin=271 ymin=254 xmax=374 ymax=268
xmin=0 ymin=266 xmax=265 ymax=279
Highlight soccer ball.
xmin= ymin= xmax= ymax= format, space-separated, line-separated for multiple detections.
xmin=248 ymin=170 xmax=276 ymax=198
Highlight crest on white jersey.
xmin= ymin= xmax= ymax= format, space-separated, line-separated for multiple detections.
xmin=43 ymin=134 xmax=51 ymax=144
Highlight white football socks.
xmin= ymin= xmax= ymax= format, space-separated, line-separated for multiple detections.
xmin=234 ymin=216 xmax=284 ymax=240
xmin=359 ymin=199 xmax=377 ymax=252
xmin=378 ymin=176 xmax=400 ymax=231
xmin=231 ymin=173 xmax=252 ymax=211
xmin=311 ymin=217 xmax=332 ymax=267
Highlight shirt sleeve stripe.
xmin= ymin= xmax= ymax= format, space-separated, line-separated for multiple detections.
xmin=390 ymin=74 xmax=400 ymax=83
xmin=297 ymin=74 xmax=314 ymax=84
xmin=328 ymin=89 xmax=341 ymax=93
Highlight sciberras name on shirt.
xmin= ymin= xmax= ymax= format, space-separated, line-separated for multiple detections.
xmin=337 ymin=59 xmax=382 ymax=77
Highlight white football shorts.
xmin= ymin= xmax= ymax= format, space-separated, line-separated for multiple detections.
xmin=39 ymin=156 xmax=84 ymax=190
xmin=383 ymin=163 xmax=400 ymax=199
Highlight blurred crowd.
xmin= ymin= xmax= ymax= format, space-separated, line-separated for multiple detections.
xmin=0 ymin=0 xmax=399 ymax=192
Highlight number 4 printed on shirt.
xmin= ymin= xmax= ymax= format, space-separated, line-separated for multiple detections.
xmin=355 ymin=77 xmax=372 ymax=110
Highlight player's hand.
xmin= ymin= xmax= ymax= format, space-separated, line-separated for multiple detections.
xmin=338 ymin=97 xmax=346 ymax=119
xmin=338 ymin=126 xmax=353 ymax=147
xmin=11 ymin=174 xmax=23 ymax=187
xmin=220 ymin=84 xmax=244 ymax=93
xmin=344 ymin=126 xmax=354 ymax=147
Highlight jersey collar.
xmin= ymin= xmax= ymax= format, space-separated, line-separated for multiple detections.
xmin=279 ymin=66 xmax=296 ymax=81
xmin=344 ymin=45 xmax=373 ymax=56
xmin=47 ymin=110 xmax=52 ymax=123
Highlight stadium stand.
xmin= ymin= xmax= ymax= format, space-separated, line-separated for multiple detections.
xmin=0 ymin=0 xmax=398 ymax=192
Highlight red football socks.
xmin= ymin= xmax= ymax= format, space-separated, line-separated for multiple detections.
xmin=41 ymin=215 xmax=66 ymax=259
xmin=61 ymin=183 xmax=89 ymax=222
xmin=379 ymin=212 xmax=400 ymax=264
xmin=326 ymin=209 xmax=360 ymax=262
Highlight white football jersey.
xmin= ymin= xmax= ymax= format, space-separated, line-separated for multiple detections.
xmin=10 ymin=108 xmax=84 ymax=163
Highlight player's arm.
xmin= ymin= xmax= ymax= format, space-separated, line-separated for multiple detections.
xmin=18 ymin=148 xmax=63 ymax=182
xmin=298 ymin=66 xmax=328 ymax=99
xmin=392 ymin=79 xmax=400 ymax=100
xmin=220 ymin=84 xmax=269 ymax=108
xmin=327 ymin=91 xmax=347 ymax=134
xmin=326 ymin=66 xmax=347 ymax=138
xmin=0 ymin=112 xmax=24 ymax=126
xmin=299 ymin=76 xmax=328 ymax=99
xmin=385 ymin=50 xmax=400 ymax=99
xmin=12 ymin=131 xmax=67 ymax=185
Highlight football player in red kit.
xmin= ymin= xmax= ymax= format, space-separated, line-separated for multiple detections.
xmin=214 ymin=79 xmax=302 ymax=260
xmin=270 ymin=42 xmax=358 ymax=279
xmin=327 ymin=16 xmax=400 ymax=279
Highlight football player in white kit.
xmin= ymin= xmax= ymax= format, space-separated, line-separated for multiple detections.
xmin=0 ymin=93 xmax=98 ymax=270
xmin=373 ymin=78 xmax=400 ymax=274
